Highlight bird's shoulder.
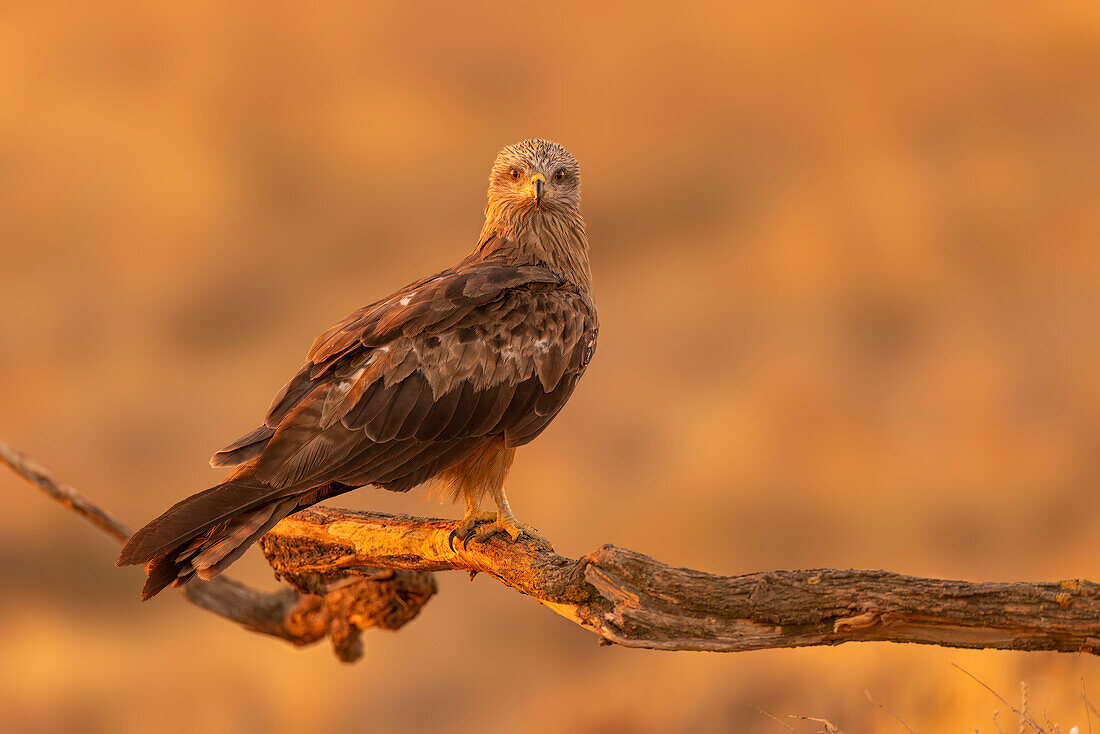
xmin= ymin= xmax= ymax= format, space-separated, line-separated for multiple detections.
xmin=305 ymin=255 xmax=593 ymax=372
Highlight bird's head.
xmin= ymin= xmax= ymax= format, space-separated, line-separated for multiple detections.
xmin=486 ymin=139 xmax=581 ymax=217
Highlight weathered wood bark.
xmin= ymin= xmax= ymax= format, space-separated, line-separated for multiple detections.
xmin=262 ymin=507 xmax=1100 ymax=654
xmin=0 ymin=441 xmax=434 ymax=662
xmin=6 ymin=439 xmax=1100 ymax=658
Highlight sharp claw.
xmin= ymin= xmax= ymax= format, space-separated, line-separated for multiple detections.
xmin=451 ymin=511 xmax=498 ymax=552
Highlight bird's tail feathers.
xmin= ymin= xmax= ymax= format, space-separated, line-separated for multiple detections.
xmin=117 ymin=476 xmax=300 ymax=600
xmin=135 ymin=496 xmax=300 ymax=600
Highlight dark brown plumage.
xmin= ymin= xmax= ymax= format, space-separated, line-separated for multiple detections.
xmin=117 ymin=139 xmax=597 ymax=599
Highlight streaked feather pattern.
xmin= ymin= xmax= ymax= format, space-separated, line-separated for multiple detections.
xmin=118 ymin=139 xmax=597 ymax=598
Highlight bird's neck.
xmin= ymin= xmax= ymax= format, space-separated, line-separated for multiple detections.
xmin=475 ymin=204 xmax=592 ymax=293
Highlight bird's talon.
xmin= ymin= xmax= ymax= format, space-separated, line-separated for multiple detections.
xmin=447 ymin=527 xmax=467 ymax=552
xmin=469 ymin=517 xmax=551 ymax=550
xmin=450 ymin=511 xmax=495 ymax=552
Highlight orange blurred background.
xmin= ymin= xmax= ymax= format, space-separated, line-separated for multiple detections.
xmin=3 ymin=2 xmax=1100 ymax=732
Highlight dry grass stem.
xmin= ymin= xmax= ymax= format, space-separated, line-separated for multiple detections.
xmin=749 ymin=705 xmax=801 ymax=733
xmin=789 ymin=714 xmax=843 ymax=733
xmin=952 ymin=664 xmax=1045 ymax=733
xmin=865 ymin=689 xmax=917 ymax=733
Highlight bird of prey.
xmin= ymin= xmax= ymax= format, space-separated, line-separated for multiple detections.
xmin=118 ymin=139 xmax=597 ymax=599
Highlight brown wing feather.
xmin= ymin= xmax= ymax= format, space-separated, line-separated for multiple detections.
xmin=212 ymin=254 xmax=597 ymax=495
xmin=209 ymin=425 xmax=276 ymax=467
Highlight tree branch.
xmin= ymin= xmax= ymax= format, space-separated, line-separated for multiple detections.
xmin=6 ymin=439 xmax=1100 ymax=657
xmin=1 ymin=440 xmax=434 ymax=662
xmin=261 ymin=508 xmax=1100 ymax=654
xmin=0 ymin=441 xmax=131 ymax=544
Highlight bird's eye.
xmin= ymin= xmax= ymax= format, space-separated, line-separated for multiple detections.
xmin=509 ymin=169 xmax=520 ymax=179
xmin=554 ymin=170 xmax=566 ymax=182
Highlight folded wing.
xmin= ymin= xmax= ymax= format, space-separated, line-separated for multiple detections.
xmin=212 ymin=252 xmax=599 ymax=494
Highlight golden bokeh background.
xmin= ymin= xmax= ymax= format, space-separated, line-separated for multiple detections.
xmin=3 ymin=2 xmax=1100 ymax=732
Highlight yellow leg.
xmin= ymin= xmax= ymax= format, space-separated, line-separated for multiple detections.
xmin=441 ymin=440 xmax=551 ymax=551
xmin=449 ymin=491 xmax=495 ymax=550
xmin=469 ymin=483 xmax=552 ymax=550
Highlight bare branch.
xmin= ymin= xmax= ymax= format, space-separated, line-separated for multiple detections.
xmin=261 ymin=507 xmax=1100 ymax=654
xmin=1 ymin=440 xmax=433 ymax=662
xmin=7 ymin=438 xmax=1100 ymax=658
xmin=0 ymin=441 xmax=130 ymax=543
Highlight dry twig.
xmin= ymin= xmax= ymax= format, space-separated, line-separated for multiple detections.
xmin=1 ymin=440 xmax=433 ymax=662
xmin=7 ymin=438 xmax=1100 ymax=659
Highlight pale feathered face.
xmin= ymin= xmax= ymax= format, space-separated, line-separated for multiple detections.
xmin=488 ymin=139 xmax=581 ymax=215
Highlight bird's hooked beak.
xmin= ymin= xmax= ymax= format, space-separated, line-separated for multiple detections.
xmin=529 ymin=173 xmax=546 ymax=209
